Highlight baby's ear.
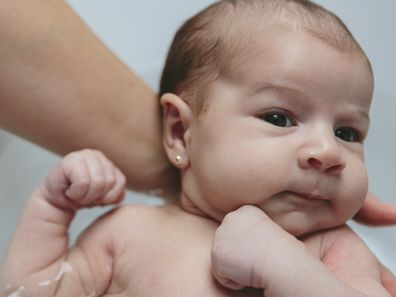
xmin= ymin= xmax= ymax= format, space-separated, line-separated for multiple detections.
xmin=160 ymin=93 xmax=193 ymax=169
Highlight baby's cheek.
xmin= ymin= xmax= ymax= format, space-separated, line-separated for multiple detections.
xmin=354 ymin=162 xmax=369 ymax=203
xmin=341 ymin=161 xmax=368 ymax=217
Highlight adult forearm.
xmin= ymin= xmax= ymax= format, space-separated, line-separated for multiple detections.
xmin=0 ymin=0 xmax=177 ymax=196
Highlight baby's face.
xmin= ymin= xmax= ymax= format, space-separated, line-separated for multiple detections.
xmin=181 ymin=30 xmax=373 ymax=236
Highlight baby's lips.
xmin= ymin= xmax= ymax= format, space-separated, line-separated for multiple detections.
xmin=300 ymin=192 xmax=326 ymax=200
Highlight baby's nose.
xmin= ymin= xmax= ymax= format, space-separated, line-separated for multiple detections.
xmin=298 ymin=129 xmax=346 ymax=175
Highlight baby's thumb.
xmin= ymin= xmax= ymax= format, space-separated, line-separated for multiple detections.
xmin=212 ymin=267 xmax=245 ymax=290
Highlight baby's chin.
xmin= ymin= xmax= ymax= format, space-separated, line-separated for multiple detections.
xmin=270 ymin=213 xmax=339 ymax=238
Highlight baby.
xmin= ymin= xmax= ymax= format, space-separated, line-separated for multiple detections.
xmin=0 ymin=0 xmax=393 ymax=296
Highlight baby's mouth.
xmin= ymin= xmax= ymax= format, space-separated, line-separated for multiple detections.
xmin=298 ymin=192 xmax=324 ymax=200
xmin=283 ymin=191 xmax=328 ymax=202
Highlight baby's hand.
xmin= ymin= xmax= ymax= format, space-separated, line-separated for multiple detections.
xmin=43 ymin=149 xmax=126 ymax=211
xmin=211 ymin=205 xmax=305 ymax=291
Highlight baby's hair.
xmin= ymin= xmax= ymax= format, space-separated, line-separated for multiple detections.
xmin=159 ymin=0 xmax=369 ymax=116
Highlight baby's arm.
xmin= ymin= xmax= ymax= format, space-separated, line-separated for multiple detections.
xmin=0 ymin=149 xmax=126 ymax=297
xmin=211 ymin=205 xmax=390 ymax=297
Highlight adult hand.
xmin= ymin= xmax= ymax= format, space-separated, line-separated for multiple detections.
xmin=354 ymin=192 xmax=396 ymax=225
xmin=380 ymin=263 xmax=396 ymax=297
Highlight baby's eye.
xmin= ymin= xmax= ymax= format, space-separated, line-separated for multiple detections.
xmin=335 ymin=127 xmax=361 ymax=142
xmin=261 ymin=111 xmax=296 ymax=127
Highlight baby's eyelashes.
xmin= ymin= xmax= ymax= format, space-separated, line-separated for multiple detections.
xmin=335 ymin=127 xmax=362 ymax=143
xmin=259 ymin=108 xmax=298 ymax=127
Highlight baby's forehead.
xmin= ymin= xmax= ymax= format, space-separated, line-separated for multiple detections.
xmin=203 ymin=25 xmax=373 ymax=114
xmin=218 ymin=26 xmax=370 ymax=84
xmin=209 ymin=1 xmax=366 ymax=74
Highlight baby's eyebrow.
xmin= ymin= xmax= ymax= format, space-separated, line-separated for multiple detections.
xmin=253 ymin=82 xmax=304 ymax=97
xmin=358 ymin=110 xmax=370 ymax=125
xmin=339 ymin=108 xmax=371 ymax=129
xmin=250 ymin=83 xmax=308 ymax=105
xmin=251 ymin=82 xmax=371 ymax=125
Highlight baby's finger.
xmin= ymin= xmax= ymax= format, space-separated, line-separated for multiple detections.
xmin=212 ymin=270 xmax=245 ymax=291
xmin=78 ymin=150 xmax=107 ymax=204
xmin=63 ymin=154 xmax=91 ymax=201
xmin=98 ymin=168 xmax=126 ymax=206
xmin=97 ymin=151 xmax=118 ymax=194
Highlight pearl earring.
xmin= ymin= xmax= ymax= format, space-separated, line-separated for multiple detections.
xmin=175 ymin=155 xmax=182 ymax=164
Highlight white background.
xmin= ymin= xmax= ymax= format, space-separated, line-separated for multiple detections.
xmin=0 ymin=0 xmax=395 ymax=273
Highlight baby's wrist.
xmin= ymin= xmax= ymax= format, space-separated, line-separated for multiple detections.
xmin=25 ymin=186 xmax=77 ymax=225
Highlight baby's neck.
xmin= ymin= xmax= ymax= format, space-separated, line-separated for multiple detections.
xmin=178 ymin=192 xmax=220 ymax=222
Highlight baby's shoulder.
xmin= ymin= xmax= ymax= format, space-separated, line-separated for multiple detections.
xmin=86 ymin=203 xmax=173 ymax=236
xmin=88 ymin=202 xmax=217 ymax=245
xmin=101 ymin=202 xmax=169 ymax=225
xmin=75 ymin=203 xmax=171 ymax=244
xmin=100 ymin=202 xmax=206 ymax=227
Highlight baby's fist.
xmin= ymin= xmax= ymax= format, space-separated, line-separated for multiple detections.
xmin=211 ymin=205 xmax=269 ymax=290
xmin=212 ymin=205 xmax=307 ymax=292
xmin=45 ymin=149 xmax=126 ymax=210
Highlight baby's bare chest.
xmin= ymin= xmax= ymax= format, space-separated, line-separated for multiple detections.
xmin=103 ymin=211 xmax=262 ymax=297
